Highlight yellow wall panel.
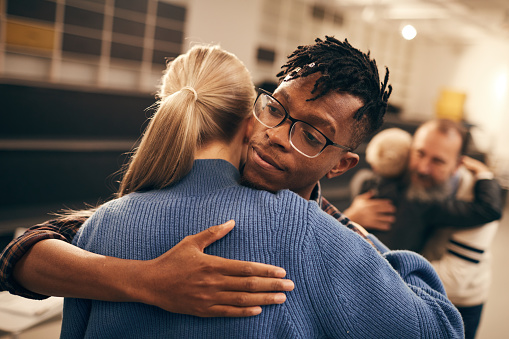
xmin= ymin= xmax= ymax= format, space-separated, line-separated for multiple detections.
xmin=435 ymin=89 xmax=467 ymax=122
xmin=6 ymin=19 xmax=55 ymax=51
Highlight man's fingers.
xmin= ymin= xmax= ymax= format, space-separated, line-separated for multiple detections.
xmin=370 ymin=214 xmax=395 ymax=231
xmin=371 ymin=200 xmax=396 ymax=212
xmin=210 ymin=257 xmax=289 ymax=279
xmin=202 ymin=305 xmax=263 ymax=318
xmin=189 ymin=220 xmax=236 ymax=250
xmin=376 ymin=214 xmax=395 ymax=224
xmin=461 ymin=155 xmax=489 ymax=174
xmin=212 ymin=275 xmax=295 ymax=292
xmin=364 ymin=219 xmax=391 ymax=231
xmin=362 ymin=213 xmax=394 ymax=231
xmin=461 ymin=155 xmax=473 ymax=166
xmin=183 ymin=221 xmax=289 ymax=278
xmin=370 ymin=222 xmax=392 ymax=231
xmin=369 ymin=205 xmax=395 ymax=215
xmin=192 ymin=291 xmax=290 ymax=317
xmin=360 ymin=190 xmax=375 ymax=199
xmin=213 ymin=291 xmax=287 ymax=307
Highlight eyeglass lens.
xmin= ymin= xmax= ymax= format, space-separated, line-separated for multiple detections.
xmin=254 ymin=92 xmax=327 ymax=157
xmin=254 ymin=93 xmax=285 ymax=128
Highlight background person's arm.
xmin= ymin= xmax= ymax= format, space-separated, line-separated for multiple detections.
xmin=426 ymin=156 xmax=503 ymax=227
xmin=343 ymin=191 xmax=396 ymax=231
xmin=6 ymin=220 xmax=294 ymax=317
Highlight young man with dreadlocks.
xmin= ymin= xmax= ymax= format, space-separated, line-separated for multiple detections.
xmin=1 ymin=37 xmax=463 ymax=337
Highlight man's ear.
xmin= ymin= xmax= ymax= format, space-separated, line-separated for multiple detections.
xmin=244 ymin=116 xmax=254 ymax=144
xmin=325 ymin=152 xmax=359 ymax=179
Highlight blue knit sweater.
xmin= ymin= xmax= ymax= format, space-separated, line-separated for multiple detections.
xmin=61 ymin=159 xmax=463 ymax=339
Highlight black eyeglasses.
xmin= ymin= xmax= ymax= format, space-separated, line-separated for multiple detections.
xmin=253 ymin=89 xmax=353 ymax=158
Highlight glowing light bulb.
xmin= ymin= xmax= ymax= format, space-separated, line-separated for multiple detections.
xmin=402 ymin=25 xmax=417 ymax=40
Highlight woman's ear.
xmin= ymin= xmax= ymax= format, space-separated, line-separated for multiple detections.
xmin=325 ymin=152 xmax=359 ymax=179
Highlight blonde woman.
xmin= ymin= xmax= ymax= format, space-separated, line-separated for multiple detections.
xmin=60 ymin=44 xmax=462 ymax=338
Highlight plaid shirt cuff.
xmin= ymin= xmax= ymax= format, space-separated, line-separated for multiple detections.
xmin=0 ymin=230 xmax=67 ymax=299
xmin=0 ymin=218 xmax=82 ymax=299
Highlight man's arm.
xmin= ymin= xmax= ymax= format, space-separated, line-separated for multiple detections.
xmin=427 ymin=156 xmax=503 ymax=227
xmin=2 ymin=219 xmax=294 ymax=317
xmin=427 ymin=179 xmax=502 ymax=226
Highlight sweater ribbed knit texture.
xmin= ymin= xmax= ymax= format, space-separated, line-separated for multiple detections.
xmin=61 ymin=159 xmax=463 ymax=339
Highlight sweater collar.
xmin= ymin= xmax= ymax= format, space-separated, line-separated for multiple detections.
xmin=165 ymin=159 xmax=241 ymax=196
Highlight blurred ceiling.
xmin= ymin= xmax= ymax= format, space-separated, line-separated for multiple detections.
xmin=333 ymin=0 xmax=509 ymax=44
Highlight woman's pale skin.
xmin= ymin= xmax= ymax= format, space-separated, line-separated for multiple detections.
xmin=13 ymin=118 xmax=294 ymax=317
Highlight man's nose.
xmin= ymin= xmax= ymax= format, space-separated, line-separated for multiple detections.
xmin=266 ymin=122 xmax=292 ymax=151
xmin=416 ymin=158 xmax=431 ymax=175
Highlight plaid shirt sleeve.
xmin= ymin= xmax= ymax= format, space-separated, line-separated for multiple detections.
xmin=0 ymin=217 xmax=84 ymax=299
xmin=320 ymin=196 xmax=376 ymax=248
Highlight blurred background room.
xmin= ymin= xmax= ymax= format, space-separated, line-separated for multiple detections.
xmin=0 ymin=0 xmax=508 ymax=338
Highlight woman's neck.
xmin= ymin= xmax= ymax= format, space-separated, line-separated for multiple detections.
xmin=195 ymin=119 xmax=248 ymax=170
xmin=195 ymin=141 xmax=242 ymax=169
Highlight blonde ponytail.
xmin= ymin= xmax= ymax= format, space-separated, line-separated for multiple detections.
xmin=119 ymin=90 xmax=199 ymax=195
xmin=118 ymin=45 xmax=255 ymax=196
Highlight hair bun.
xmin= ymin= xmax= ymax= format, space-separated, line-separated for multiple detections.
xmin=181 ymin=86 xmax=198 ymax=101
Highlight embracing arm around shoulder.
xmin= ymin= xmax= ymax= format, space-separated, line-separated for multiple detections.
xmin=427 ymin=157 xmax=503 ymax=227
xmin=3 ymin=219 xmax=294 ymax=317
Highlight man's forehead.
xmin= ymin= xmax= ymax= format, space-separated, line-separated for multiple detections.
xmin=276 ymin=73 xmax=320 ymax=98
xmin=416 ymin=125 xmax=461 ymax=144
xmin=275 ymin=81 xmax=340 ymax=135
xmin=276 ymin=75 xmax=362 ymax=112
xmin=412 ymin=127 xmax=462 ymax=158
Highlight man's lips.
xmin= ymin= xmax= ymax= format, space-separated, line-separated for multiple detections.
xmin=251 ymin=147 xmax=284 ymax=171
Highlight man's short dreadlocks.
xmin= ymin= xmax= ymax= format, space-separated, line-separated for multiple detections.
xmin=277 ymin=36 xmax=392 ymax=149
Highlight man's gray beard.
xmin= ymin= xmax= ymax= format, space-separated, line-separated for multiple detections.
xmin=405 ymin=176 xmax=453 ymax=203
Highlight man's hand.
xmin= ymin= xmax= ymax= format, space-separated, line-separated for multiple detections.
xmin=134 ymin=220 xmax=295 ymax=317
xmin=343 ymin=191 xmax=396 ymax=231
xmin=461 ymin=156 xmax=491 ymax=176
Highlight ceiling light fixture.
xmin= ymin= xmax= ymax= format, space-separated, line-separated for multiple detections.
xmin=402 ymin=24 xmax=417 ymax=40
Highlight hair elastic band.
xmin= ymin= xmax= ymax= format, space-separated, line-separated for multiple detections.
xmin=182 ymin=86 xmax=198 ymax=101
